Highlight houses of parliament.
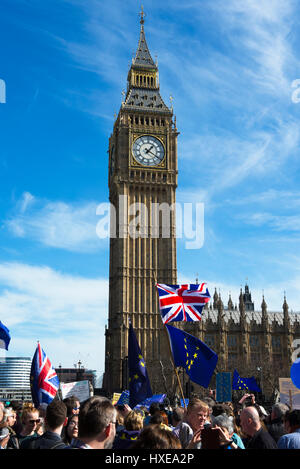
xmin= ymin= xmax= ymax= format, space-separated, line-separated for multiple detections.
xmin=102 ymin=12 xmax=300 ymax=400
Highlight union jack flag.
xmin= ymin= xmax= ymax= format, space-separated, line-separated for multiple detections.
xmin=30 ymin=342 xmax=60 ymax=408
xmin=156 ymin=283 xmax=210 ymax=324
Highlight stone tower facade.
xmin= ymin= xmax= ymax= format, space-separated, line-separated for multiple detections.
xmin=103 ymin=14 xmax=178 ymax=394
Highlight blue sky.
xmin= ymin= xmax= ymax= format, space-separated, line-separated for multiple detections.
xmin=1 ymin=0 xmax=300 ymax=379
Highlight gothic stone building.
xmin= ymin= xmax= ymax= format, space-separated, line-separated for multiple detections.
xmin=185 ymin=285 xmax=300 ymax=399
xmin=102 ymin=15 xmax=300 ymax=400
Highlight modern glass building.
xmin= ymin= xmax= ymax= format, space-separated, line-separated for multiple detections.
xmin=0 ymin=357 xmax=32 ymax=401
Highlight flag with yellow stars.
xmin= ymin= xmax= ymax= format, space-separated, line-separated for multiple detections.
xmin=166 ymin=324 xmax=218 ymax=388
xmin=128 ymin=322 xmax=153 ymax=408
xmin=232 ymin=369 xmax=261 ymax=392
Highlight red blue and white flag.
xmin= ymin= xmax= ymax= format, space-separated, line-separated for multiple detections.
xmin=30 ymin=342 xmax=60 ymax=408
xmin=156 ymin=283 xmax=210 ymax=324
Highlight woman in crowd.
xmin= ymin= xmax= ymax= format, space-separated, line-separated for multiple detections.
xmin=17 ymin=404 xmax=40 ymax=448
xmin=63 ymin=414 xmax=79 ymax=446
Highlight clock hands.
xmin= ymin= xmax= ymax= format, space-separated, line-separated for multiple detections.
xmin=145 ymin=145 xmax=154 ymax=154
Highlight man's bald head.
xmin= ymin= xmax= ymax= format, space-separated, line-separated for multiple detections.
xmin=242 ymin=406 xmax=260 ymax=422
xmin=240 ymin=406 xmax=261 ymax=436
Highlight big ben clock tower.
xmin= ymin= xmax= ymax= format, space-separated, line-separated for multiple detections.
xmin=103 ymin=11 xmax=178 ymax=395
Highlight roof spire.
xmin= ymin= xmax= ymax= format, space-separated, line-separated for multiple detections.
xmin=140 ymin=5 xmax=145 ymax=25
xmin=133 ymin=7 xmax=156 ymax=69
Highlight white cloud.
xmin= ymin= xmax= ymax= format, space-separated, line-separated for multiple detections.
xmin=240 ymin=212 xmax=300 ymax=232
xmin=225 ymin=189 xmax=300 ymax=208
xmin=0 ymin=262 xmax=108 ymax=375
xmin=5 ymin=193 xmax=108 ymax=253
xmin=19 ymin=192 xmax=35 ymax=214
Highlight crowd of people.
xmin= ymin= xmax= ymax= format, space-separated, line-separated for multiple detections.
xmin=0 ymin=392 xmax=300 ymax=450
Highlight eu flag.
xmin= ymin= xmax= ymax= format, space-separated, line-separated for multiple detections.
xmin=117 ymin=390 xmax=130 ymax=406
xmin=128 ymin=322 xmax=152 ymax=408
xmin=0 ymin=321 xmax=11 ymax=350
xmin=232 ymin=369 xmax=261 ymax=392
xmin=166 ymin=324 xmax=218 ymax=388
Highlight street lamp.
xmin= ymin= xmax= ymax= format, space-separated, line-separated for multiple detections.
xmin=257 ymin=367 xmax=263 ymax=398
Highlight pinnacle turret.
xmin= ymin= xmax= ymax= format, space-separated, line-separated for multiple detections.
xmin=133 ymin=10 xmax=156 ymax=69
xmin=228 ymin=293 xmax=233 ymax=311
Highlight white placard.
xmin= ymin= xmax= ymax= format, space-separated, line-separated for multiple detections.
xmin=60 ymin=380 xmax=90 ymax=402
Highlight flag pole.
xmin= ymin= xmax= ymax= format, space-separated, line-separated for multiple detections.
xmin=153 ymin=273 xmax=187 ymax=410
xmin=163 ymin=325 xmax=187 ymax=410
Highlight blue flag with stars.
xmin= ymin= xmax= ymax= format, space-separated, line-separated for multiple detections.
xmin=128 ymin=322 xmax=153 ymax=408
xmin=0 ymin=321 xmax=11 ymax=350
xmin=166 ymin=324 xmax=218 ymax=388
xmin=232 ymin=369 xmax=261 ymax=392
xmin=117 ymin=390 xmax=130 ymax=406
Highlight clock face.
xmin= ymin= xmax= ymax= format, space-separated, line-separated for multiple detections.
xmin=132 ymin=135 xmax=165 ymax=167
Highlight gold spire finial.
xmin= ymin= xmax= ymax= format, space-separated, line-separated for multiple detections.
xmin=140 ymin=5 xmax=145 ymax=25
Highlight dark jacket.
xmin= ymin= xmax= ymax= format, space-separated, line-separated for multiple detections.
xmin=21 ymin=431 xmax=67 ymax=449
xmin=6 ymin=427 xmax=20 ymax=450
xmin=246 ymin=427 xmax=278 ymax=449
xmin=266 ymin=418 xmax=287 ymax=443
xmin=16 ymin=432 xmax=39 ymax=449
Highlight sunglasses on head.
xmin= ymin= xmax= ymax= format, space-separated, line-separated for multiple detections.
xmin=29 ymin=419 xmax=40 ymax=424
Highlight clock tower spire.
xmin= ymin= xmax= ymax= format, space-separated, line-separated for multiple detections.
xmin=103 ymin=12 xmax=178 ymax=395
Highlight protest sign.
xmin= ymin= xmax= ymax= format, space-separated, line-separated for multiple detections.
xmin=216 ymin=372 xmax=232 ymax=402
xmin=279 ymin=378 xmax=300 ymax=409
xmin=60 ymin=380 xmax=90 ymax=402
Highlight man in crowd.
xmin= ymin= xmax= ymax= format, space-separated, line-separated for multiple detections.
xmin=267 ymin=403 xmax=289 ymax=443
xmin=240 ymin=406 xmax=277 ymax=449
xmin=21 ymin=400 xmax=68 ymax=449
xmin=69 ymin=396 xmax=116 ymax=449
xmin=277 ymin=410 xmax=300 ymax=449
xmin=171 ymin=407 xmax=184 ymax=432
